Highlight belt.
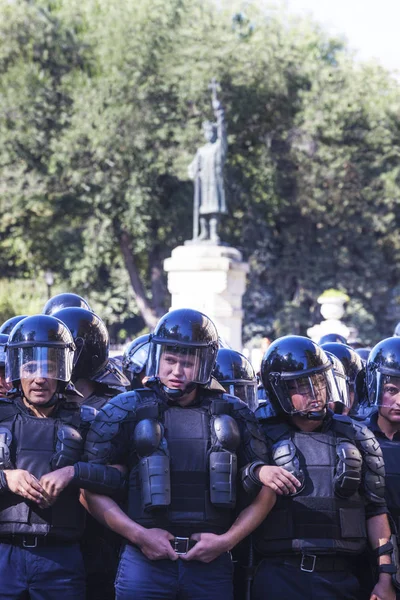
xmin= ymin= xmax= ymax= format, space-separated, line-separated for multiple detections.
xmin=0 ymin=535 xmax=70 ymax=548
xmin=277 ymin=553 xmax=350 ymax=573
xmin=170 ymin=537 xmax=197 ymax=555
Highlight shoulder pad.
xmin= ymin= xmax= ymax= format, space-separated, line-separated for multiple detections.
xmin=221 ymin=393 xmax=248 ymax=412
xmin=255 ymin=402 xmax=276 ymax=421
xmin=331 ymin=414 xmax=356 ymax=438
xmin=263 ymin=421 xmax=292 ymax=443
xmin=80 ymin=405 xmax=98 ymax=423
xmin=0 ymin=397 xmax=14 ymax=405
xmin=97 ymin=391 xmax=139 ymax=424
xmin=333 ymin=414 xmax=353 ymax=425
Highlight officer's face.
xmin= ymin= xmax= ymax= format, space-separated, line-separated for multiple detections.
xmin=287 ymin=373 xmax=327 ymax=413
xmin=0 ymin=367 xmax=11 ymax=397
xmin=159 ymin=351 xmax=196 ymax=390
xmin=379 ymin=376 xmax=400 ymax=422
xmin=20 ymin=361 xmax=58 ymax=404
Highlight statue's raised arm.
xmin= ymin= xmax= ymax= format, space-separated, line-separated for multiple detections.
xmin=188 ymin=79 xmax=227 ymax=244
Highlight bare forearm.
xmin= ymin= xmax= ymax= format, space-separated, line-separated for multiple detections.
xmin=220 ymin=486 xmax=276 ymax=551
xmin=81 ymin=490 xmax=146 ymax=545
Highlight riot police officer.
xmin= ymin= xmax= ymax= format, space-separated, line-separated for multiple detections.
xmin=0 ymin=315 xmax=123 ymax=599
xmin=53 ymin=307 xmax=129 ymax=409
xmin=212 ymin=348 xmax=258 ymax=411
xmin=321 ymin=341 xmax=367 ymax=416
xmin=77 ymin=308 xmax=275 ymax=600
xmin=242 ymin=335 xmax=396 ymax=600
xmin=122 ymin=334 xmax=150 ymax=390
xmin=0 ymin=314 xmax=28 ymax=335
xmin=43 ymin=292 xmax=92 ymax=316
xmin=0 ymin=333 xmax=11 ymax=397
xmin=363 ymin=337 xmax=400 ymax=597
xmin=52 ymin=306 xmax=128 ymax=599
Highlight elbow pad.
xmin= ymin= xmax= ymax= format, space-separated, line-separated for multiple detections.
xmin=73 ymin=462 xmax=125 ymax=495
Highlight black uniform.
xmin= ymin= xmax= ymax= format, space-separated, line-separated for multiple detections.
xmin=251 ymin=409 xmax=387 ymax=600
xmin=77 ymin=385 xmax=267 ymax=600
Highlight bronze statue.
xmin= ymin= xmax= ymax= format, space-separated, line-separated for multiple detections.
xmin=188 ymin=79 xmax=227 ymax=244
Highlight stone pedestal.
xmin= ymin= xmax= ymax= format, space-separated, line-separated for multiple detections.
xmin=164 ymin=244 xmax=249 ymax=351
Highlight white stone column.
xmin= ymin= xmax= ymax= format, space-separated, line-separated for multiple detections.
xmin=164 ymin=244 xmax=249 ymax=351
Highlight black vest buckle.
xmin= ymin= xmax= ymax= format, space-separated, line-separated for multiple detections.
xmin=300 ymin=553 xmax=316 ymax=572
xmin=22 ymin=535 xmax=38 ymax=548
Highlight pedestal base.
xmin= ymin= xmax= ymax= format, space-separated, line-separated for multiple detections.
xmin=164 ymin=244 xmax=249 ymax=351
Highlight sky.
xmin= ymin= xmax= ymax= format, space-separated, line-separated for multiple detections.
xmin=284 ymin=0 xmax=400 ymax=75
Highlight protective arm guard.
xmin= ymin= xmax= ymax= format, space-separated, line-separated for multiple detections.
xmin=333 ymin=440 xmax=362 ymax=499
xmin=73 ymin=462 xmax=125 ymax=495
xmin=376 ymin=537 xmax=400 ymax=590
xmin=134 ymin=417 xmax=170 ymax=509
xmin=272 ymin=439 xmax=305 ymax=495
xmin=241 ymin=460 xmax=264 ymax=495
xmin=352 ymin=421 xmax=386 ymax=504
xmin=83 ymin=392 xmax=138 ymax=465
xmin=209 ymin=402 xmax=241 ymax=508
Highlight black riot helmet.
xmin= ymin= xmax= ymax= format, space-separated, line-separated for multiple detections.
xmin=0 ymin=315 xmax=28 ymax=335
xmin=212 ymin=348 xmax=258 ymax=411
xmin=0 ymin=334 xmax=8 ymax=368
xmin=43 ymin=293 xmax=91 ymax=316
xmin=324 ymin=351 xmax=351 ymax=414
xmin=320 ymin=342 xmax=366 ymax=412
xmin=366 ymin=337 xmax=400 ymax=407
xmin=261 ymin=335 xmax=340 ymax=420
xmin=122 ymin=334 xmax=150 ymax=386
xmin=147 ymin=308 xmax=219 ymax=400
xmin=6 ymin=315 xmax=75 ymax=388
xmin=318 ymin=333 xmax=347 ymax=345
xmin=51 ymin=307 xmax=109 ymax=381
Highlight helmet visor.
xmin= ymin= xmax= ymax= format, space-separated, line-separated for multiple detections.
xmin=147 ymin=343 xmax=215 ymax=385
xmin=124 ymin=343 xmax=150 ymax=375
xmin=0 ymin=344 xmax=6 ymax=368
xmin=374 ymin=373 xmax=400 ymax=408
xmin=6 ymin=346 xmax=74 ymax=383
xmin=225 ymin=382 xmax=258 ymax=411
xmin=271 ymin=369 xmax=340 ymax=415
xmin=330 ymin=371 xmax=352 ymax=410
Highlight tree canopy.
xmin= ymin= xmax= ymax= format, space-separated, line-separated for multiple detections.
xmin=1 ymin=0 xmax=399 ymax=345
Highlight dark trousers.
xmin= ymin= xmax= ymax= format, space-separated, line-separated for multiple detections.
xmin=252 ymin=557 xmax=360 ymax=600
xmin=115 ymin=544 xmax=234 ymax=600
xmin=0 ymin=541 xmax=85 ymax=600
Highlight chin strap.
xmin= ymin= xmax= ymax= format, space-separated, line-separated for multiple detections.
xmin=146 ymin=377 xmax=196 ymax=402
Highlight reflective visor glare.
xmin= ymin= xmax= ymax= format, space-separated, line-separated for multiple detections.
xmin=151 ymin=344 xmax=208 ymax=384
xmin=332 ymin=373 xmax=351 ymax=408
xmin=285 ymin=372 xmax=329 ymax=413
xmin=0 ymin=347 xmax=5 ymax=366
xmin=6 ymin=347 xmax=73 ymax=382
xmin=378 ymin=374 xmax=400 ymax=407
xmin=130 ymin=344 xmax=150 ymax=373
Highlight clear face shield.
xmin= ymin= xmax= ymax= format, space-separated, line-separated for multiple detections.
xmin=0 ymin=344 xmax=6 ymax=368
xmin=6 ymin=346 xmax=74 ymax=383
xmin=147 ymin=343 xmax=215 ymax=386
xmin=125 ymin=343 xmax=150 ymax=376
xmin=271 ymin=368 xmax=340 ymax=416
xmin=374 ymin=373 xmax=400 ymax=408
xmin=224 ymin=381 xmax=258 ymax=411
xmin=329 ymin=371 xmax=352 ymax=413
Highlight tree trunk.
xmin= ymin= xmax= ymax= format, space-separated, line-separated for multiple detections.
xmin=117 ymin=226 xmax=159 ymax=329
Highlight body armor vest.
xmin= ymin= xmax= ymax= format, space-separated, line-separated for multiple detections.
xmin=378 ymin=437 xmax=400 ymax=531
xmin=0 ymin=400 xmax=85 ymax=541
xmin=254 ymin=419 xmax=367 ymax=556
xmin=127 ymin=390 xmax=239 ymax=536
